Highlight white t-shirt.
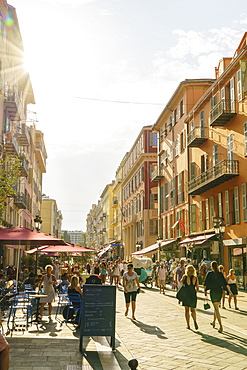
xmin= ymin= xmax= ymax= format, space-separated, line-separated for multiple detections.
xmin=123 ymin=271 xmax=138 ymax=292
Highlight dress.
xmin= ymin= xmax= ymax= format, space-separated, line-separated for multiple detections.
xmin=40 ymin=275 xmax=56 ymax=303
xmin=204 ymin=271 xmax=227 ymax=303
xmin=181 ymin=275 xmax=197 ymax=308
xmin=228 ymin=277 xmax=238 ymax=295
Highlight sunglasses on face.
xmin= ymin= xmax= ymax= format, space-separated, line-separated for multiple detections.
xmin=127 ymin=267 xmax=132 ymax=269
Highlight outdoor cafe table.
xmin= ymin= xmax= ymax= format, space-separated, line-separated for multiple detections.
xmin=30 ymin=294 xmax=48 ymax=323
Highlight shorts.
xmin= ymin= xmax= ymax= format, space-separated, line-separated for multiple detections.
xmin=124 ymin=291 xmax=137 ymax=304
xmin=159 ymin=279 xmax=166 ymax=285
xmin=0 ymin=334 xmax=8 ymax=352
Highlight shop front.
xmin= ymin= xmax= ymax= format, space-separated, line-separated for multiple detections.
xmin=224 ymin=239 xmax=247 ymax=289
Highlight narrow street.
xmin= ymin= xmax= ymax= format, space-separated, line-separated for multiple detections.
xmin=6 ymin=284 xmax=247 ymax=369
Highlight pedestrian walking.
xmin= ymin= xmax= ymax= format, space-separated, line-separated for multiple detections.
xmin=100 ymin=262 xmax=107 ymax=285
xmin=180 ymin=264 xmax=199 ymax=330
xmin=152 ymin=260 xmax=160 ymax=287
xmin=204 ymin=261 xmax=232 ymax=333
xmin=156 ymin=262 xmax=167 ymax=294
xmin=39 ymin=265 xmax=57 ymax=319
xmin=226 ymin=269 xmax=239 ymax=309
xmin=108 ymin=262 xmax=114 ymax=285
xmin=123 ymin=263 xmax=140 ymax=320
xmin=218 ymin=265 xmax=226 ymax=309
xmin=112 ymin=260 xmax=121 ymax=287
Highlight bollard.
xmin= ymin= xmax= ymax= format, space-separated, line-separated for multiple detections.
xmin=128 ymin=358 xmax=138 ymax=369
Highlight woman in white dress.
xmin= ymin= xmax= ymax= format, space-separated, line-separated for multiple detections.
xmin=39 ymin=265 xmax=57 ymax=319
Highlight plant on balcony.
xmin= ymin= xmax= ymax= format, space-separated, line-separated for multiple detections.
xmin=0 ymin=155 xmax=21 ymax=219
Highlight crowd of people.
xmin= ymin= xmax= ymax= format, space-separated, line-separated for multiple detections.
xmin=0 ymin=256 xmax=242 ymax=369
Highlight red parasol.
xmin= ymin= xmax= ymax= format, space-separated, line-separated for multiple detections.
xmin=0 ymin=227 xmax=66 ymax=246
xmin=26 ymin=243 xmax=96 ymax=254
xmin=0 ymin=227 xmax=67 ymax=282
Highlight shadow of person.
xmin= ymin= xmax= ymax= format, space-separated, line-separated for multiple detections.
xmin=130 ymin=319 xmax=167 ymax=339
xmin=195 ymin=330 xmax=247 ymax=356
xmin=29 ymin=319 xmax=63 ymax=337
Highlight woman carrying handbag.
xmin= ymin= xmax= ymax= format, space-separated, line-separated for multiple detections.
xmin=178 ymin=265 xmax=199 ymax=330
xmin=204 ymin=261 xmax=232 ymax=333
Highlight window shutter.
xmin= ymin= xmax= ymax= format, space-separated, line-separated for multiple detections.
xmin=225 ymin=190 xmax=230 ymax=225
xmin=164 ymin=183 xmax=168 ymax=211
xmin=244 ymin=122 xmax=247 ymax=156
xmin=190 ymin=204 xmax=196 ymax=233
xmin=218 ymin=193 xmax=222 ymax=218
xmin=237 ymin=69 xmax=242 ymax=101
xmin=242 ymin=183 xmax=247 ymax=222
xmin=230 ymin=77 xmax=235 ymax=111
xmin=205 ymin=199 xmax=209 ymax=229
xmin=234 ymin=186 xmax=240 ymax=224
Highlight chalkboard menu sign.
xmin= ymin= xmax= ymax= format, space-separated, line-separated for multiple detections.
xmin=79 ymin=285 xmax=116 ymax=352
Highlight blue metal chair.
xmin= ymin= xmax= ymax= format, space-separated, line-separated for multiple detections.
xmin=7 ymin=293 xmax=34 ymax=332
xmin=65 ymin=293 xmax=83 ymax=326
xmin=55 ymin=291 xmax=70 ymax=319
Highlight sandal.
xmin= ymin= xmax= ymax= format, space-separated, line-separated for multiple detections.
xmin=210 ymin=322 xmax=215 ymax=328
xmin=218 ymin=326 xmax=223 ymax=333
xmin=194 ymin=321 xmax=198 ymax=330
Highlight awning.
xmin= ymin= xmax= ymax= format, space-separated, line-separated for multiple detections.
xmin=132 ymin=239 xmax=176 ymax=256
xmin=179 ymin=234 xmax=215 ymax=247
xmin=98 ymin=245 xmax=112 ymax=257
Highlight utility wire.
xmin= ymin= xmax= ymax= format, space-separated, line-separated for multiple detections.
xmin=73 ymin=96 xmax=164 ymax=106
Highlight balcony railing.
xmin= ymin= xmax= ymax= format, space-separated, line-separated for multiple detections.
xmin=187 ymin=127 xmax=208 ymax=147
xmin=4 ymin=85 xmax=22 ymax=120
xmin=19 ymin=157 xmax=29 ymax=177
xmin=151 ymin=166 xmax=165 ymax=182
xmin=17 ymin=123 xmax=29 ymax=146
xmin=3 ymin=132 xmax=20 ymax=156
xmin=210 ymin=99 xmax=236 ymax=126
xmin=14 ymin=193 xmax=27 ymax=209
xmin=188 ymin=160 xmax=239 ymax=195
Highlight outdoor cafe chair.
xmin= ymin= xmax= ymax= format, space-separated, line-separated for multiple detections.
xmin=7 ymin=293 xmax=34 ymax=332
xmin=65 ymin=293 xmax=83 ymax=326
xmin=55 ymin=290 xmax=70 ymax=319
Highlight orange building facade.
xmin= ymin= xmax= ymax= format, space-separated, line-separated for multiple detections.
xmin=185 ymin=33 xmax=247 ymax=287
xmin=153 ymin=79 xmax=215 ymax=260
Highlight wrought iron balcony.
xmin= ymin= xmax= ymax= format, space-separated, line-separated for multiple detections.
xmin=210 ymin=99 xmax=236 ymax=126
xmin=3 ymin=132 xmax=20 ymax=155
xmin=17 ymin=123 xmax=29 ymax=146
xmin=14 ymin=193 xmax=27 ymax=209
xmin=151 ymin=166 xmax=165 ymax=182
xmin=187 ymin=127 xmax=208 ymax=147
xmin=4 ymin=85 xmax=22 ymax=120
xmin=188 ymin=160 xmax=239 ymax=195
xmin=19 ymin=157 xmax=29 ymax=177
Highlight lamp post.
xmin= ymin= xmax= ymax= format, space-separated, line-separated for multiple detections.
xmin=156 ymin=236 xmax=163 ymax=261
xmin=34 ymin=215 xmax=42 ymax=275
xmin=213 ymin=217 xmax=226 ymax=265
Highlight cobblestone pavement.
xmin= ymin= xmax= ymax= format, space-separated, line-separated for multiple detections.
xmin=3 ymin=285 xmax=247 ymax=370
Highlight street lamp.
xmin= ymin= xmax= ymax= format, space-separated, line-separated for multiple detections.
xmin=213 ymin=216 xmax=226 ymax=265
xmin=34 ymin=215 xmax=42 ymax=274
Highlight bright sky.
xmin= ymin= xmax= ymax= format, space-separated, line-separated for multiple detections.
xmin=10 ymin=0 xmax=247 ymax=231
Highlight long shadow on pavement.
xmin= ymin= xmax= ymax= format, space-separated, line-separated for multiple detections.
xmin=195 ymin=330 xmax=247 ymax=356
xmin=129 ymin=318 xmax=167 ymax=339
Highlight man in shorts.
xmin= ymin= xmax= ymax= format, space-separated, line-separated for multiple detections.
xmin=0 ymin=333 xmax=10 ymax=369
